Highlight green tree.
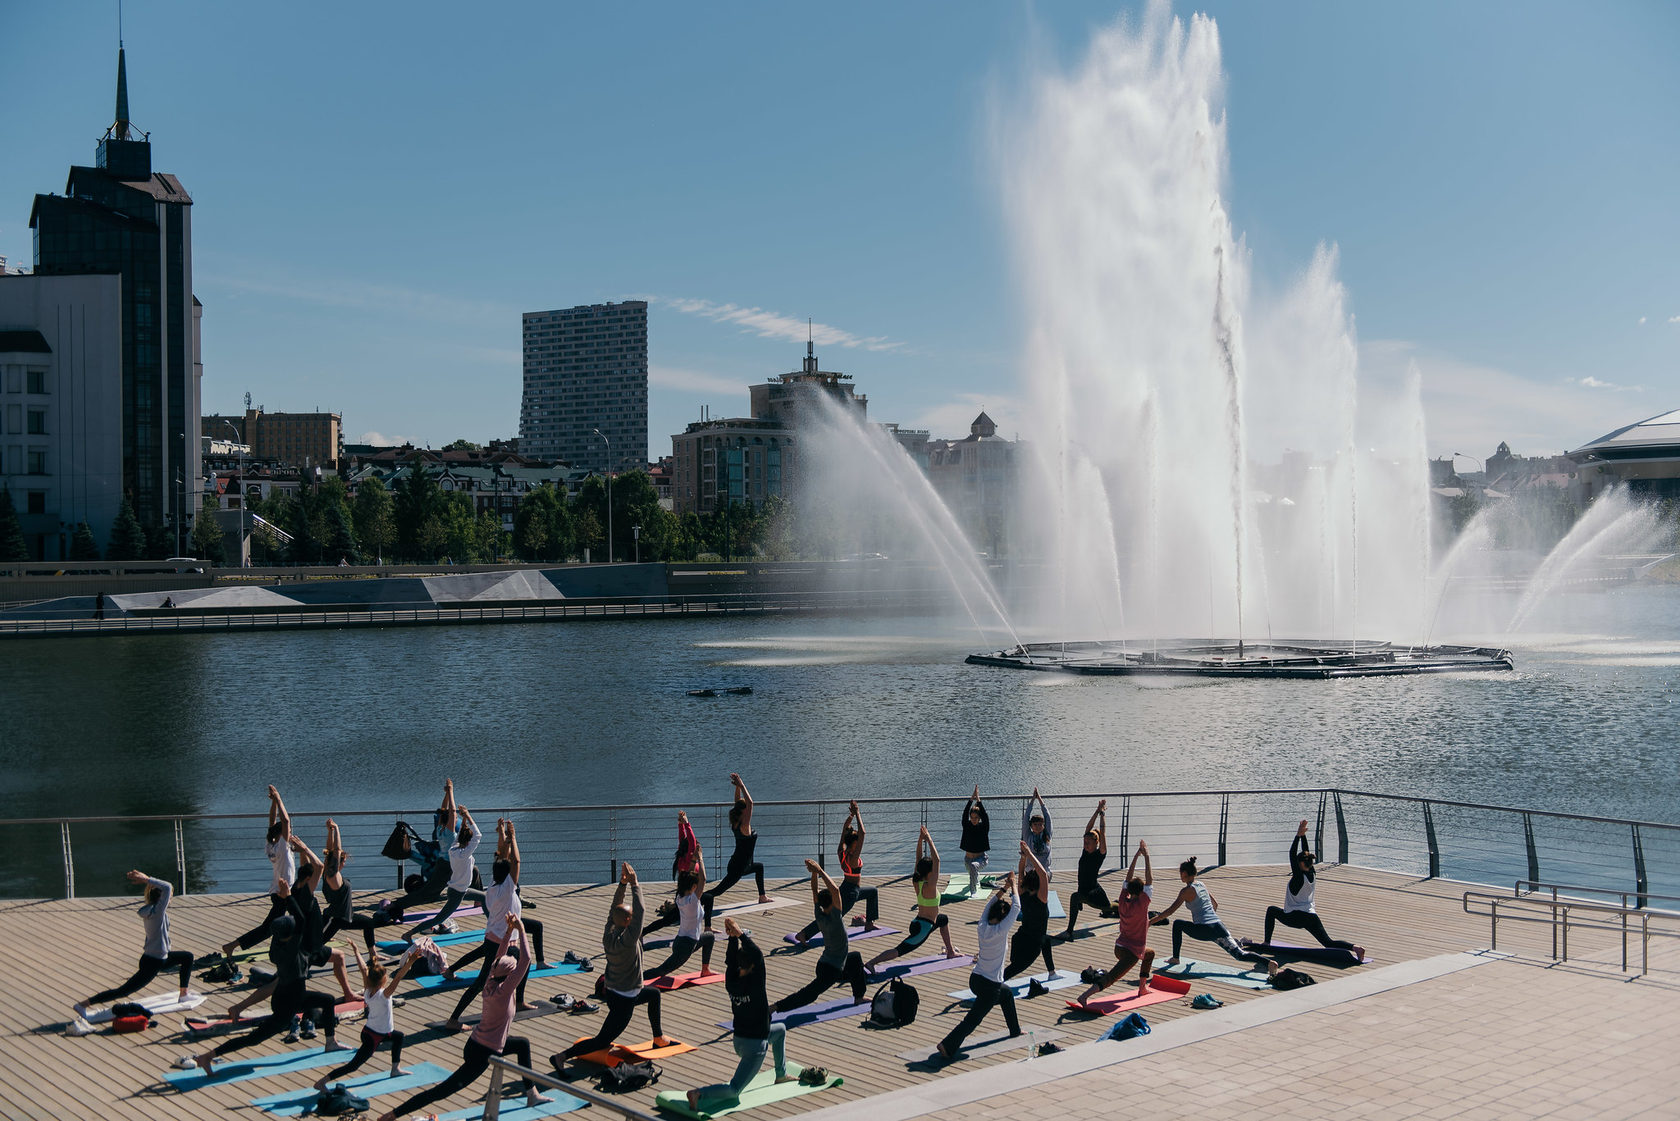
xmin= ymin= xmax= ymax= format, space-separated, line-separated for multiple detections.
xmin=326 ymin=502 xmax=359 ymax=564
xmin=475 ymin=508 xmax=505 ymax=562
xmin=394 ymin=465 xmax=447 ymax=563
xmin=190 ymin=510 xmax=226 ymax=564
xmin=144 ymin=521 xmax=173 ymax=560
xmin=352 ymin=477 xmax=396 ymax=563
xmin=513 ymin=483 xmax=574 ymax=563
xmin=69 ymin=521 xmax=101 ymax=561
xmin=573 ymin=507 xmax=603 ymax=562
xmin=443 ymin=438 xmax=482 ymax=452
xmin=440 ymin=492 xmax=480 ymax=562
xmin=0 ymin=488 xmax=27 ymax=561
xmin=107 ymin=495 xmax=147 ymax=560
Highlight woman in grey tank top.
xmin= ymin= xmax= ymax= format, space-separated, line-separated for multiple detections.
xmin=1150 ymin=857 xmax=1278 ymax=976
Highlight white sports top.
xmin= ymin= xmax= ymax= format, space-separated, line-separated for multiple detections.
xmin=364 ymin=988 xmax=394 ymax=1034
xmin=1283 ymin=875 xmax=1316 ymax=914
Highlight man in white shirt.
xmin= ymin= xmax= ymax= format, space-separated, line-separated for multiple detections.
xmin=936 ymin=872 xmax=1021 ymax=1060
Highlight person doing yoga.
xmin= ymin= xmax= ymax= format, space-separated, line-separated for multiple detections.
xmin=936 ymin=873 xmax=1021 ymax=1061
xmin=550 ymin=864 xmax=672 ymax=1079
xmin=378 ymin=916 xmax=550 ymax=1120
xmin=1075 ymin=840 xmax=1156 ymax=1006
xmin=1003 ymin=842 xmax=1057 ymax=980
xmin=864 ymin=825 xmax=959 ymax=971
xmin=646 ymin=811 xmax=705 ymax=937
xmin=702 ymin=773 xmax=770 ymax=930
xmin=792 ymin=801 xmax=879 ymax=941
xmin=1252 ymin=820 xmax=1364 ymax=959
xmin=222 ymin=845 xmax=356 ymax=1029
xmin=75 ymin=870 xmax=193 ymax=1016
xmin=775 ymin=860 xmax=868 ymax=1009
xmin=219 ymin=785 xmax=296 ymax=959
xmin=404 ymin=803 xmax=483 ymax=941
xmin=960 ymin=786 xmax=991 ymax=894
xmin=375 ymin=779 xmax=461 ymax=922
xmin=314 ymin=941 xmax=417 ymax=1090
xmin=1152 ymin=856 xmax=1278 ymax=977
xmin=1062 ymin=800 xmax=1114 ymax=938
xmin=444 ymin=818 xmax=546 ymax=1031
xmin=1022 ymin=788 xmax=1053 ymax=878
xmin=319 ymin=819 xmax=386 ymax=954
xmin=684 ymin=918 xmax=795 ymax=1114
xmin=644 ymin=870 xmax=716 ymax=980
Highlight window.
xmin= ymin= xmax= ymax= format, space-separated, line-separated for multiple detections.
xmin=27 ymin=448 xmax=47 ymax=475
xmin=26 ymin=409 xmax=46 ymax=435
xmin=27 ymin=491 xmax=45 ymax=514
xmin=5 ymin=404 xmax=18 ymax=433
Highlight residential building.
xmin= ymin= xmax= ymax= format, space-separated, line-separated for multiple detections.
xmin=28 ymin=45 xmax=202 ymax=537
xmin=0 ymin=275 xmax=124 ymax=558
xmin=926 ymin=412 xmax=1019 ymax=557
xmin=241 ymin=408 xmax=342 ymax=469
xmin=519 ymin=300 xmax=647 ymax=473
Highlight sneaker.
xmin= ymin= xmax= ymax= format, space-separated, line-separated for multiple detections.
xmin=438 ymin=919 xmax=458 ymax=934
xmin=282 ymin=1026 xmax=301 ymax=1044
xmin=798 ymin=1067 xmax=829 ymax=1086
xmin=552 ymin=994 xmax=575 ymax=1010
xmin=174 ymin=1055 xmax=198 ymax=1069
xmin=66 ymin=1019 xmax=94 ymax=1037
xmin=299 ymin=1018 xmax=317 ymax=1040
xmin=1036 ymin=1041 xmax=1063 ymax=1056
xmin=567 ymin=999 xmax=598 ymax=1015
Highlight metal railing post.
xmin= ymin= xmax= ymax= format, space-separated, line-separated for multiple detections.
xmin=1314 ymin=791 xmax=1327 ymax=861
xmin=1117 ymin=795 xmax=1130 ymax=856
xmin=175 ymin=817 xmax=188 ymax=896
xmin=816 ymin=803 xmax=826 ymax=871
xmin=1522 ymin=812 xmax=1540 ymax=884
xmin=608 ymin=809 xmax=618 ymax=884
xmin=1333 ymin=792 xmax=1349 ymax=864
xmin=483 ymin=1064 xmax=504 ymax=1120
xmin=61 ymin=821 xmax=75 ymax=899
xmin=1217 ymin=794 xmax=1229 ymax=867
xmin=1423 ymin=800 xmax=1440 ymax=880
xmin=1632 ymin=824 xmax=1648 ymax=910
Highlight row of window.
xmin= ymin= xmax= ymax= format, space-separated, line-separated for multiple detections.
xmin=5 ymin=406 xmax=48 ymax=435
xmin=2 ymin=446 xmax=50 ymax=475
xmin=3 ymin=368 xmax=49 ymax=394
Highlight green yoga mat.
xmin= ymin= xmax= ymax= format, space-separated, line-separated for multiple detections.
xmin=655 ymin=1065 xmax=843 ymax=1119
xmin=1159 ymin=959 xmax=1273 ymax=990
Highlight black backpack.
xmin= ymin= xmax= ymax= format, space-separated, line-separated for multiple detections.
xmin=869 ymin=978 xmax=919 ymax=1027
xmin=598 ymin=1060 xmax=661 ymax=1092
xmin=305 ymin=1085 xmax=370 ymax=1116
xmin=1271 ymin=967 xmax=1316 ymax=991
xmin=381 ymin=821 xmax=419 ymax=861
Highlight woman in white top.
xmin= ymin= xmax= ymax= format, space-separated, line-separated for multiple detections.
xmin=643 ymin=871 xmax=716 ymax=980
xmin=404 ymin=805 xmax=484 ymax=941
xmin=314 ymin=941 xmax=417 ymax=1090
xmin=444 ymin=818 xmax=546 ymax=1030
xmin=936 ymin=873 xmax=1020 ymax=1060
xmin=1256 ymin=820 xmax=1364 ymax=959
xmin=220 ymin=785 xmax=297 ymax=959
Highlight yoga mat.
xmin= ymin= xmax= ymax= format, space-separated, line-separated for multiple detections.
xmin=655 ymin=1064 xmax=842 ymax=1119
xmin=166 ymin=1047 xmax=360 ymax=1089
xmin=185 ymin=999 xmax=365 ymax=1036
xmin=436 ymin=1097 xmax=586 ymax=1121
xmin=946 ymin=970 xmax=1083 ymax=1002
xmin=427 ymin=1000 xmax=563 ymax=1030
xmin=377 ymin=929 xmax=485 ymax=951
xmin=649 ymin=969 xmax=728 ymax=991
xmin=938 ymin=877 xmax=978 ymax=905
xmin=404 ymin=904 xmax=485 ymax=923
xmin=572 ymin=1038 xmax=696 ymax=1067
xmin=868 ymin=953 xmax=975 ymax=982
xmin=782 ymin=926 xmax=899 ymax=948
xmin=897 ymin=1027 xmax=1066 ymax=1063
xmin=709 ymin=895 xmax=796 ymax=919
xmin=1249 ymin=940 xmax=1371 ymax=965
xmin=1159 ymin=959 xmax=1272 ymax=990
xmin=250 ymin=1061 xmax=451 ymax=1116
xmin=1048 ymin=891 xmax=1065 ymax=920
xmin=81 ymin=991 xmax=204 ymax=1023
xmin=413 ymin=962 xmax=583 ymax=990
xmin=719 ymin=993 xmax=861 ymax=1032
xmin=1064 ymin=975 xmax=1190 ymax=1016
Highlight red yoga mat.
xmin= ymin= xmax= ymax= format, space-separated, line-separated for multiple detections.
xmin=648 ymin=969 xmax=728 ymax=991
xmin=1065 ymin=975 xmax=1190 ymax=1015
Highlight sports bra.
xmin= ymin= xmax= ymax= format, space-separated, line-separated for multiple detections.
xmin=839 ymin=845 xmax=862 ymax=878
xmin=914 ymin=878 xmax=939 ymax=908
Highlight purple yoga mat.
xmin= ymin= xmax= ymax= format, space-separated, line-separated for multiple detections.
xmin=781 ymin=926 xmax=900 ymax=947
xmin=405 ymin=905 xmax=484 ymax=923
xmin=1253 ymin=940 xmax=1371 ymax=964
xmin=869 ymin=952 xmax=975 ymax=982
xmin=715 ymin=955 xmax=974 ymax=1032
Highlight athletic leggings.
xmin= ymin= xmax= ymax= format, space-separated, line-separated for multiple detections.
xmin=888 ymin=913 xmax=949 ymax=956
xmin=381 ymin=863 xmax=451 ymax=919
xmin=322 ymin=910 xmax=388 ymax=952
xmin=405 ymin=887 xmax=485 ymax=940
xmin=557 ymin=987 xmax=662 ymax=1061
xmin=939 ymin=971 xmax=1019 ymax=1054
xmin=1264 ymin=907 xmax=1358 ymax=952
xmin=1003 ymin=927 xmax=1055 ymax=980
xmin=1171 ymin=919 xmax=1272 ymax=967
xmin=644 ymin=931 xmax=715 ymax=979
xmin=701 ymin=860 xmax=766 ymax=925
xmin=963 ymin=853 xmax=988 ymax=890
xmin=321 ymin=1025 xmax=404 ymax=1082
xmin=1094 ymin=946 xmax=1155 ymax=991
xmin=1063 ymin=886 xmax=1111 ymax=931
xmin=795 ymin=880 xmax=878 ymax=941
xmin=212 ymin=981 xmax=339 ymax=1057
xmin=774 ymin=951 xmax=866 ymax=1011
xmin=393 ymin=1036 xmax=536 ymax=1115
xmin=232 ymin=893 xmax=288 ymax=950
xmin=90 ymin=951 xmax=195 ymax=1004
xmin=446 ymin=923 xmax=546 ymax=1022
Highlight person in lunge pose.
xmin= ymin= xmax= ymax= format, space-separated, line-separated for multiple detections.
xmin=776 ymin=860 xmax=867 ymax=1010
xmin=645 ymin=810 xmax=706 ymax=937
xmin=314 ymin=941 xmax=417 ymax=1090
xmin=864 ymin=825 xmax=959 ymax=971
xmin=221 ymin=846 xmax=356 ymax=1030
xmin=1075 ymin=840 xmax=1156 ymax=1006
xmin=218 ymin=785 xmax=296 ymax=959
xmin=444 ymin=818 xmax=546 ymax=1031
xmin=1152 ymin=856 xmax=1278 ymax=976
xmin=1003 ymin=842 xmax=1057 ymax=981
xmin=644 ymin=870 xmax=715 ymax=980
xmin=377 ymin=916 xmax=550 ymax=1120
xmin=550 ymin=864 xmax=671 ymax=1079
xmin=1022 ymin=787 xmax=1053 ymax=879
xmin=936 ymin=872 xmax=1021 ymax=1060
xmin=960 ymin=786 xmax=991 ymax=894
xmin=375 ymin=779 xmax=460 ymax=922
xmin=404 ymin=803 xmax=483 ymax=941
xmin=792 ymin=801 xmax=878 ymax=941
xmin=685 ymin=918 xmax=794 ymax=1113
xmin=1062 ymin=800 xmax=1113 ymax=938
xmin=702 ymin=774 xmax=770 ymax=930
xmin=1254 ymin=820 xmax=1364 ymax=959
xmin=75 ymin=870 xmax=194 ymax=1016
xmin=319 ymin=819 xmax=386 ymax=953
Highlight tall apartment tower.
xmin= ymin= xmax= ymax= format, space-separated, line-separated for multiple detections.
xmin=28 ymin=44 xmax=201 ymax=535
xmin=519 ymin=300 xmax=647 ymax=473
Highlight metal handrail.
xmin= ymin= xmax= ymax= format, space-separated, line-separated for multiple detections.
xmin=1515 ymin=879 xmax=1680 ymax=914
xmin=1462 ymin=890 xmax=1680 ymax=975
xmin=483 ymin=1057 xmax=660 ymax=1121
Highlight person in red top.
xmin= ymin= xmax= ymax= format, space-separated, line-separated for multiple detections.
xmin=1075 ymin=840 xmax=1156 ymax=1006
xmin=376 ymin=915 xmax=550 ymax=1121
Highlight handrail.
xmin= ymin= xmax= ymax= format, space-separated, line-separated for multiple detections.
xmin=1462 ymin=890 xmax=1680 ymax=975
xmin=1515 ymin=879 xmax=1680 ymax=914
xmin=483 ymin=1057 xmax=660 ymax=1121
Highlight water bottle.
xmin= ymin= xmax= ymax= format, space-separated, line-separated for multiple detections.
xmin=1027 ymin=1030 xmax=1036 ymax=1060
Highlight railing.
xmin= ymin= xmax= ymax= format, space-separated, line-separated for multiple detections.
xmin=1511 ymin=878 xmax=1680 ymax=964
xmin=2 ymin=788 xmax=1676 ymax=906
xmin=1462 ymin=889 xmax=1680 ymax=975
xmin=483 ymin=1058 xmax=658 ymax=1121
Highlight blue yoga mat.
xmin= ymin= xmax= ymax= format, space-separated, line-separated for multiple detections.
xmin=1048 ymin=891 xmax=1066 ymax=920
xmin=435 ymin=1095 xmax=587 ymax=1120
xmin=250 ymin=1061 xmax=452 ymax=1115
xmin=166 ymin=1047 xmax=353 ymax=1089
xmin=412 ymin=962 xmax=583 ymax=991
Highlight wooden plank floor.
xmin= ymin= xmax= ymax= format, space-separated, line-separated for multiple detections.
xmin=0 ymin=864 xmax=1590 ymax=1121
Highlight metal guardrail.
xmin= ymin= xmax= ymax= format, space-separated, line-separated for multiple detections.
xmin=483 ymin=1058 xmax=659 ymax=1121
xmin=1463 ymin=889 xmax=1680 ymax=975
xmin=2 ymin=788 xmax=1676 ymax=908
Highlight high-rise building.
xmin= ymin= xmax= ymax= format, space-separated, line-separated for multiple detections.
xmin=204 ymin=408 xmax=343 ymax=469
xmin=519 ymin=300 xmax=647 ymax=473
xmin=28 ymin=44 xmax=201 ymax=537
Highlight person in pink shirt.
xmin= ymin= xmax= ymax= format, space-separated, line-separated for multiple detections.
xmin=1075 ymin=840 xmax=1156 ymax=1006
xmin=376 ymin=915 xmax=550 ymax=1120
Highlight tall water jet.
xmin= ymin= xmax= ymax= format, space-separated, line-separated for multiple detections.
xmin=1508 ymin=489 xmax=1664 ymax=632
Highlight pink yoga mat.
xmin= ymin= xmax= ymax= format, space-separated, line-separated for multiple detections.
xmin=1065 ymin=975 xmax=1190 ymax=1015
xmin=782 ymin=926 xmax=900 ymax=947
xmin=648 ymin=969 xmax=728 ymax=991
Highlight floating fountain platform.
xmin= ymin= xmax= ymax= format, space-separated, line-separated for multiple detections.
xmin=967 ymin=639 xmax=1514 ymax=679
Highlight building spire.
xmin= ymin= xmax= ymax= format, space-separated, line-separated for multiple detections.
xmin=804 ymin=319 xmax=818 ymax=374
xmin=114 ymin=44 xmax=131 ymax=140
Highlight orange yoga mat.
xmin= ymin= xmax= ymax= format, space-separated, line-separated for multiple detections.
xmin=648 ymin=969 xmax=728 ymax=992
xmin=572 ymin=1037 xmax=697 ymax=1067
xmin=1064 ymin=974 xmax=1190 ymax=1015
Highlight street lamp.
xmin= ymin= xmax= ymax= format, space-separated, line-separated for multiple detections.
xmin=633 ymin=524 xmax=641 ymax=564
xmin=1450 ymin=452 xmax=1484 ymax=477
xmin=593 ymin=428 xmax=612 ymax=564
xmin=223 ymin=419 xmax=246 ymax=567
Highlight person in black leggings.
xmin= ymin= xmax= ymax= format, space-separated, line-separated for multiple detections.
xmin=702 ymin=773 xmax=770 ymax=929
xmin=1062 ymin=800 xmax=1114 ymax=938
xmin=1255 ymin=820 xmax=1365 ymax=959
xmin=444 ymin=818 xmax=546 ymax=1031
xmin=776 ymin=861 xmax=867 ymax=1010
xmin=76 ymin=870 xmax=194 ymax=1014
xmin=1151 ymin=857 xmax=1278 ymax=977
xmin=314 ymin=941 xmax=416 ymax=1090
xmin=1004 ymin=842 xmax=1057 ymax=980
xmin=219 ymin=786 xmax=298 ymax=959
xmin=319 ymin=819 xmax=387 ymax=953
xmin=793 ymin=801 xmax=879 ymax=941
xmin=960 ymin=786 xmax=991 ymax=894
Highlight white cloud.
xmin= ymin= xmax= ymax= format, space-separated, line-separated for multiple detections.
xmin=661 ymin=297 xmax=902 ymax=352
xmin=358 ymin=431 xmax=417 ymax=447
xmin=1638 ymin=316 xmax=1648 ymax=325
xmin=1572 ymin=375 xmax=1640 ymax=392
xmin=1670 ymin=315 xmax=1680 ymax=325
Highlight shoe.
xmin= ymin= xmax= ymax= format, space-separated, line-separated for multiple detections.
xmin=798 ymin=1067 xmax=829 ymax=1085
xmin=438 ymin=919 xmax=457 ymax=934
xmin=1191 ymin=993 xmax=1224 ymax=1009
xmin=66 ymin=1019 xmax=94 ymax=1037
xmin=552 ymin=994 xmax=575 ymax=1010
xmin=299 ymin=1018 xmax=317 ymax=1040
xmin=1037 ymin=1041 xmax=1063 ymax=1056
xmin=175 ymin=1055 xmax=198 ymax=1069
xmin=282 ymin=1027 xmax=301 ymax=1044
xmin=567 ymin=999 xmax=598 ymax=1015
xmin=1079 ymin=966 xmax=1101 ymax=984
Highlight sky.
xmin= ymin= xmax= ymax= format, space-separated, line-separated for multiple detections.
xmin=1 ymin=1 xmax=1676 ymax=464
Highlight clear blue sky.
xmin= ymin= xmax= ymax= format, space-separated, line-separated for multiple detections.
xmin=2 ymin=1 xmax=1676 ymax=461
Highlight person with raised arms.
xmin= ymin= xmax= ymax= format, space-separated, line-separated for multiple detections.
xmin=960 ymin=786 xmax=991 ymax=895
xmin=702 ymin=774 xmax=770 ymax=930
xmin=1022 ymin=787 xmax=1054 ymax=879
xmin=1152 ymin=855 xmax=1278 ymax=977
xmin=1254 ymin=819 xmax=1364 ymax=960
xmin=644 ymin=870 xmax=715 ymax=980
xmin=319 ymin=819 xmax=386 ymax=953
xmin=863 ymin=825 xmax=959 ymax=972
xmin=75 ymin=869 xmax=193 ymax=1017
xmin=443 ymin=818 xmax=546 ymax=1032
xmin=1003 ymin=841 xmax=1057 ymax=981
xmin=314 ymin=941 xmax=417 ymax=1090
xmin=685 ymin=918 xmax=795 ymax=1114
xmin=792 ymin=801 xmax=878 ymax=941
xmin=645 ymin=811 xmax=705 ymax=937
xmin=1062 ymin=799 xmax=1113 ymax=938
xmin=218 ymin=785 xmax=296 ymax=960
xmin=220 ymin=845 xmax=356 ymax=1034
xmin=404 ymin=803 xmax=483 ymax=942
xmin=936 ymin=872 xmax=1021 ymax=1061
xmin=1075 ymin=840 xmax=1156 ymax=1006
xmin=775 ymin=860 xmax=868 ymax=1010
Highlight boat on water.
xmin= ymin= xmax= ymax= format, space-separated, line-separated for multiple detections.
xmin=967 ymin=638 xmax=1514 ymax=679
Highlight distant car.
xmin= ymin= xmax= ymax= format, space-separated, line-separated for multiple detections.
xmin=164 ymin=556 xmax=206 ymax=573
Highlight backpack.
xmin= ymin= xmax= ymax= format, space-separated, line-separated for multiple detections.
xmin=598 ymin=1060 xmax=661 ymax=1092
xmin=381 ymin=821 xmax=419 ymax=862
xmin=306 ymin=1085 xmax=371 ymax=1116
xmin=1271 ymin=967 xmax=1316 ymax=991
xmin=407 ymin=936 xmax=448 ymax=977
xmin=110 ymin=1002 xmax=150 ymax=1019
xmin=869 ymin=978 xmax=919 ymax=1027
xmin=1105 ymin=1012 xmax=1151 ymax=1041
xmin=203 ymin=960 xmax=241 ymax=984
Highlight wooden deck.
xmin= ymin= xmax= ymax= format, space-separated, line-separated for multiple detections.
xmin=0 ymin=863 xmax=1601 ymax=1121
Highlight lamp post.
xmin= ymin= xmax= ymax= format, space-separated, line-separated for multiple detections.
xmin=1450 ymin=452 xmax=1484 ymax=478
xmin=633 ymin=524 xmax=641 ymax=564
xmin=223 ymin=419 xmax=246 ymax=567
xmin=593 ymin=428 xmax=612 ymax=563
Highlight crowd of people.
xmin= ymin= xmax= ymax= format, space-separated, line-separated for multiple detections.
xmin=74 ymin=779 xmax=1364 ymax=1117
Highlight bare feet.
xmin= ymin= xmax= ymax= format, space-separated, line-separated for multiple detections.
xmin=698 ymin=967 xmax=715 ymax=977
xmin=1352 ymin=945 xmax=1365 ymax=961
xmin=518 ymin=1001 xmax=539 ymax=1012
xmin=774 ymin=1071 xmax=797 ymax=1084
xmin=313 ymin=1075 xmax=331 ymax=1091
xmin=944 ymin=949 xmax=962 ymax=959
xmin=390 ymin=1065 xmax=411 ymax=1078
xmin=652 ymin=1036 xmax=673 ymax=1049
xmin=193 ymin=1052 xmax=215 ymax=1073
xmin=758 ymin=894 xmax=772 ymax=904
xmin=1165 ymin=956 xmax=1179 ymax=966
xmin=443 ymin=1019 xmax=464 ymax=1033
xmin=527 ymin=1092 xmax=553 ymax=1106
xmin=325 ymin=1037 xmax=347 ymax=1052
